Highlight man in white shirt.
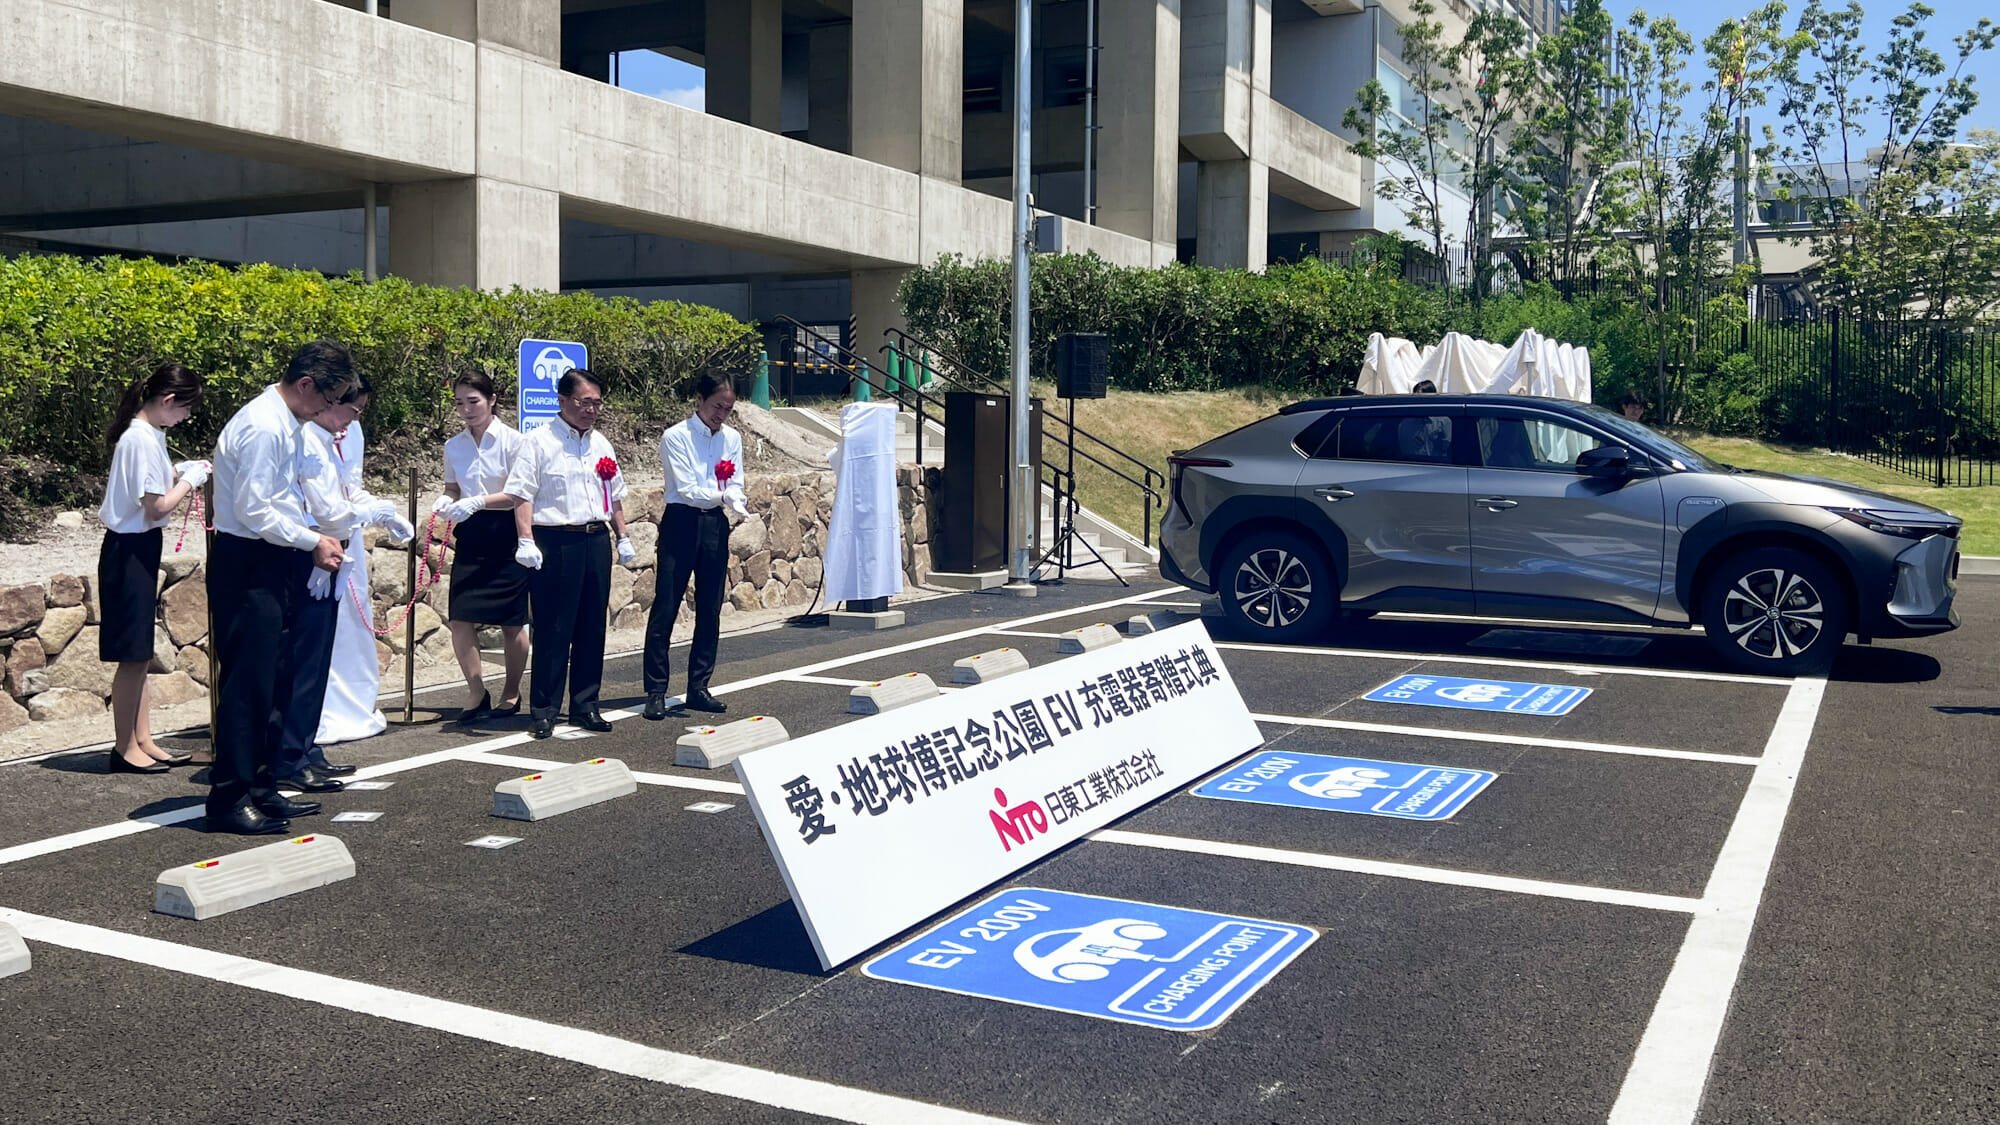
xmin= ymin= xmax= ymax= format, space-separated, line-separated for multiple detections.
xmin=502 ymin=368 xmax=635 ymax=740
xmin=643 ymin=374 xmax=748 ymax=719
xmin=205 ymin=341 xmax=357 ymax=836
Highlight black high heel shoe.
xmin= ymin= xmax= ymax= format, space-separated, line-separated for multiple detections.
xmin=109 ymin=752 xmax=171 ymax=775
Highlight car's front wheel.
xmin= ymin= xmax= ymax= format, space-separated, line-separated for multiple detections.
xmin=1218 ymin=530 xmax=1338 ymax=643
xmin=1700 ymin=547 xmax=1849 ymax=674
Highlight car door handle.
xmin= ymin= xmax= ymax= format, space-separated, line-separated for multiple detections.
xmin=1476 ymin=497 xmax=1519 ymax=510
xmin=1314 ymin=486 xmax=1355 ymax=502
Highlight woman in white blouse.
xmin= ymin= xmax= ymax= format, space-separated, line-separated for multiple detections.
xmin=97 ymin=363 xmax=210 ymax=773
xmin=436 ymin=373 xmax=531 ymax=721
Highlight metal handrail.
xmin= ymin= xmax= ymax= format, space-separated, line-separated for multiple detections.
xmin=774 ymin=316 xmax=943 ymax=466
xmin=884 ymin=327 xmax=1166 ymax=547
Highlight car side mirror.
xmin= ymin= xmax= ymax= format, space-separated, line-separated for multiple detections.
xmin=1576 ymin=445 xmax=1636 ymax=478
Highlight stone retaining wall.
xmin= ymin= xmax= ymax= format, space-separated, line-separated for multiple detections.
xmin=0 ymin=468 xmax=938 ymax=731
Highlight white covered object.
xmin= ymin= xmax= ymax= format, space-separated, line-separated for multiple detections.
xmin=1413 ymin=332 xmax=1507 ymax=394
xmin=1364 ymin=329 xmax=1590 ymax=403
xmin=1357 ymin=332 xmax=1429 ymax=395
xmin=821 ymin=402 xmax=904 ymax=605
xmin=317 ymin=423 xmax=388 ymax=745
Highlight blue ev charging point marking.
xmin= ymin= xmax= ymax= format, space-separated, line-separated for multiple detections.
xmin=1363 ymin=674 xmax=1590 ymax=716
xmin=863 ymin=888 xmax=1315 ymax=1032
xmin=1193 ymin=751 xmax=1495 ymax=820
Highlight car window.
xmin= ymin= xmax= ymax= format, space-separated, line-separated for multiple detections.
xmin=1294 ymin=412 xmax=1341 ymax=459
xmin=1337 ymin=413 xmax=1455 ymax=464
xmin=1477 ymin=414 xmax=1603 ymax=471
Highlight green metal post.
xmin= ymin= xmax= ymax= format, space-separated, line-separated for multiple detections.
xmin=752 ymin=349 xmax=771 ymax=409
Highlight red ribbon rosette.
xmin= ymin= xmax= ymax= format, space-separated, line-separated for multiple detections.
xmin=595 ymin=457 xmax=617 ymax=513
xmin=715 ymin=458 xmax=737 ymax=485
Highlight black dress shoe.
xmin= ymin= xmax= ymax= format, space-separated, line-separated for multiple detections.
xmin=306 ymin=747 xmax=356 ymax=776
xmin=109 ymin=753 xmax=171 ymax=775
xmin=456 ymin=690 xmax=493 ymax=724
xmin=255 ymin=795 xmax=322 ymax=819
xmin=571 ymin=708 xmax=613 ymax=733
xmin=531 ymin=715 xmax=555 ymax=740
xmin=273 ymin=766 xmax=345 ymax=793
xmin=643 ymin=693 xmax=671 ymax=721
xmin=211 ymin=805 xmax=290 ymax=836
xmin=683 ymin=688 xmax=728 ymax=714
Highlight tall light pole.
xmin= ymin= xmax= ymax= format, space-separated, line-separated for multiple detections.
xmin=1005 ymin=0 xmax=1037 ymax=595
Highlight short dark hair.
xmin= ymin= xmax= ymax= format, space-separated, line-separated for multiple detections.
xmin=336 ymin=372 xmax=374 ymax=406
xmin=558 ymin=368 xmax=606 ymax=397
xmin=453 ymin=372 xmax=497 ymax=401
xmin=285 ymin=340 xmax=361 ymax=401
xmin=693 ymin=373 xmax=736 ymax=401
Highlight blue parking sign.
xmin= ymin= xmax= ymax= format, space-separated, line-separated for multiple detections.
xmin=517 ymin=339 xmax=587 ymax=433
xmin=1193 ymin=751 xmax=1495 ymax=820
xmin=1363 ymin=674 xmax=1590 ymax=716
xmin=863 ymin=888 xmax=1316 ymax=1032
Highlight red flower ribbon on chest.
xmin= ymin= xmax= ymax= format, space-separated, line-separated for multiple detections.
xmin=595 ymin=457 xmax=617 ymax=514
xmin=715 ymin=458 xmax=736 ymax=485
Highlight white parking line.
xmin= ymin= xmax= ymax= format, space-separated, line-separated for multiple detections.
xmin=0 ymin=908 xmax=1028 ymax=1125
xmin=460 ymin=750 xmax=747 ymax=795
xmin=1214 ymin=640 xmax=1793 ymax=686
xmin=2 ymin=586 xmax=1183 ymax=867
xmin=1607 ymin=676 xmax=1828 ymax=1125
xmin=787 ymin=674 xmax=873 ymax=687
xmin=1252 ymin=713 xmax=1760 ymax=766
xmin=983 ymin=630 xmax=1065 ymax=640
xmin=1090 ymin=830 xmax=1702 ymax=913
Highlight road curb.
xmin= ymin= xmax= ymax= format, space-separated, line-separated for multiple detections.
xmin=1962 ymin=555 xmax=2000 ymax=576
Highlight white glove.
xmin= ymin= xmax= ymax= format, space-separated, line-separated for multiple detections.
xmin=616 ymin=536 xmax=636 ymax=565
xmin=430 ymin=494 xmax=455 ymax=516
xmin=174 ymin=460 xmax=211 ymax=488
xmin=357 ymin=499 xmax=398 ymax=526
xmin=446 ymin=496 xmax=486 ymax=524
xmin=306 ymin=568 xmax=333 ymax=600
xmin=515 ymin=537 xmax=544 ymax=570
xmin=728 ymin=500 xmax=751 ymax=520
xmin=382 ymin=514 xmax=416 ymax=542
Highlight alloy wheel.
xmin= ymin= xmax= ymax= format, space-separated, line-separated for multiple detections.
xmin=1233 ymin=548 xmax=1314 ymax=629
xmin=1721 ymin=566 xmax=1826 ymax=661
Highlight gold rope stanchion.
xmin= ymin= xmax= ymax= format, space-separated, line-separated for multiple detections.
xmin=387 ymin=466 xmax=443 ymax=725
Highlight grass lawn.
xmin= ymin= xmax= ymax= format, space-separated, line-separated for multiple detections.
xmin=1047 ymin=389 xmax=1999 ymax=556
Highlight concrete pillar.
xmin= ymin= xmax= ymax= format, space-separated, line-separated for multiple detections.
xmin=808 ymin=22 xmax=852 ymax=153
xmin=1196 ymin=158 xmax=1267 ymax=270
xmin=707 ymin=0 xmax=783 ymax=133
xmin=389 ymin=178 xmax=561 ymax=292
xmin=1096 ymin=0 xmax=1182 ymax=251
xmin=392 ymin=0 xmax=559 ymax=62
xmin=850 ymin=267 xmax=910 ymax=389
xmin=851 ymin=0 xmax=962 ymax=181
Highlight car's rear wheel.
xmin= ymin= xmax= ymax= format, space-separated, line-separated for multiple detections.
xmin=1218 ymin=529 xmax=1338 ymax=643
xmin=1700 ymin=547 xmax=1849 ymax=675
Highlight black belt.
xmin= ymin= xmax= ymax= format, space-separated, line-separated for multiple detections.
xmin=538 ymin=522 xmax=609 ymax=534
xmin=670 ymin=503 xmax=727 ymax=516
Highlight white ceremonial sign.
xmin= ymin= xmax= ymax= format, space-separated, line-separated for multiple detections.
xmin=735 ymin=621 xmax=1261 ymax=970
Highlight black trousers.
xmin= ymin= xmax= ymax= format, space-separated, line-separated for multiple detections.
xmin=528 ymin=524 xmax=611 ymax=719
xmin=206 ymin=534 xmax=313 ymax=819
xmin=644 ymin=505 xmax=729 ymax=695
xmin=276 ymin=587 xmax=341 ymax=774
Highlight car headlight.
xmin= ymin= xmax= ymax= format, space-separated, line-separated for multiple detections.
xmin=1826 ymin=508 xmax=1960 ymax=539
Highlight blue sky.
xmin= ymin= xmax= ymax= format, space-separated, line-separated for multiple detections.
xmin=614 ymin=49 xmax=706 ymax=111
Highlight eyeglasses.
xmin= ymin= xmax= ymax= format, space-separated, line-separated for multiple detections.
xmin=566 ymin=397 xmax=605 ymax=412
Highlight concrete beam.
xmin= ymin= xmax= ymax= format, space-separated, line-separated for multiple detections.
xmin=1095 ymin=0 xmax=1181 ymax=255
xmin=706 ymin=0 xmax=783 ymax=133
xmin=807 ymin=22 xmax=853 ymax=153
xmin=0 ymin=0 xmax=476 ymax=182
xmin=1180 ymin=0 xmax=1267 ymax=162
xmin=1256 ymin=99 xmax=1361 ymax=212
xmin=1196 ymin=157 xmax=1267 ymax=269
xmin=851 ymin=0 xmax=962 ymax=181
xmin=394 ymin=0 xmax=560 ymax=63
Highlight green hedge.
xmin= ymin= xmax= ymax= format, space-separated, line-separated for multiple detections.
xmin=898 ymin=253 xmax=1447 ymax=392
xmin=0 ymin=256 xmax=756 ymax=534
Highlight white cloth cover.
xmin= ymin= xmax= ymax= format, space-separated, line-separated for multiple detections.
xmin=1357 ymin=333 xmax=1429 ymax=395
xmin=821 ymin=402 xmax=904 ymax=605
xmin=1365 ymin=330 xmax=1590 ymax=403
xmin=317 ymin=423 xmax=387 ymax=745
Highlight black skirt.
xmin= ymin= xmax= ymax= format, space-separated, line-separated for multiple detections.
xmin=448 ymin=508 xmax=530 ymax=626
xmin=97 ymin=528 xmax=163 ymax=663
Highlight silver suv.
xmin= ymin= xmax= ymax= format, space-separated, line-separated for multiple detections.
xmin=1160 ymin=395 xmax=1962 ymax=674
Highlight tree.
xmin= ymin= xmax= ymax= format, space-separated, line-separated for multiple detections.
xmin=1452 ymin=8 xmax=1535 ymax=324
xmin=1344 ymin=0 xmax=1459 ymax=265
xmin=1510 ymin=0 xmax=1628 ymax=290
xmin=1769 ymin=1 xmax=2000 ymax=319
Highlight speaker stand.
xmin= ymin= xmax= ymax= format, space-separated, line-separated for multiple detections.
xmin=1035 ymin=397 xmax=1127 ymax=587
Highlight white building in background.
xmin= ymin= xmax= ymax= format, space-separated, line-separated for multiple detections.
xmin=0 ymin=0 xmax=1555 ymax=364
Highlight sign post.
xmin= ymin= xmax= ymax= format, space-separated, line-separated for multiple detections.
xmin=517 ymin=339 xmax=587 ymax=433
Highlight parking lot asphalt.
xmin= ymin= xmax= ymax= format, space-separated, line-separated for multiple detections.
xmin=1 ymin=573 xmax=1992 ymax=1124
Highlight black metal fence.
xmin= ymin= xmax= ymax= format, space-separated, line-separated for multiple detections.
xmin=1745 ymin=309 xmax=2000 ymax=487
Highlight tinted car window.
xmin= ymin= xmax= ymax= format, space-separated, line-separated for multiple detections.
xmin=1294 ymin=411 xmax=1341 ymax=459
xmin=1477 ymin=414 xmax=1601 ymax=471
xmin=1338 ymin=413 xmax=1455 ymax=464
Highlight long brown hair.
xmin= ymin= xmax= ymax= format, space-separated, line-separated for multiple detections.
xmin=105 ymin=363 xmax=203 ymax=458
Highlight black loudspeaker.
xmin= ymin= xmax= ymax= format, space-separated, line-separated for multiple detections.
xmin=1055 ymin=332 xmax=1108 ymax=399
xmin=939 ymin=392 xmax=1042 ymax=572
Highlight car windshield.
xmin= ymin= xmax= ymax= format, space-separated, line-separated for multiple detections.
xmin=1577 ymin=405 xmax=1725 ymax=473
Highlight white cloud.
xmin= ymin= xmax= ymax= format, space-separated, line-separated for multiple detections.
xmin=650 ymin=86 xmax=705 ymax=112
